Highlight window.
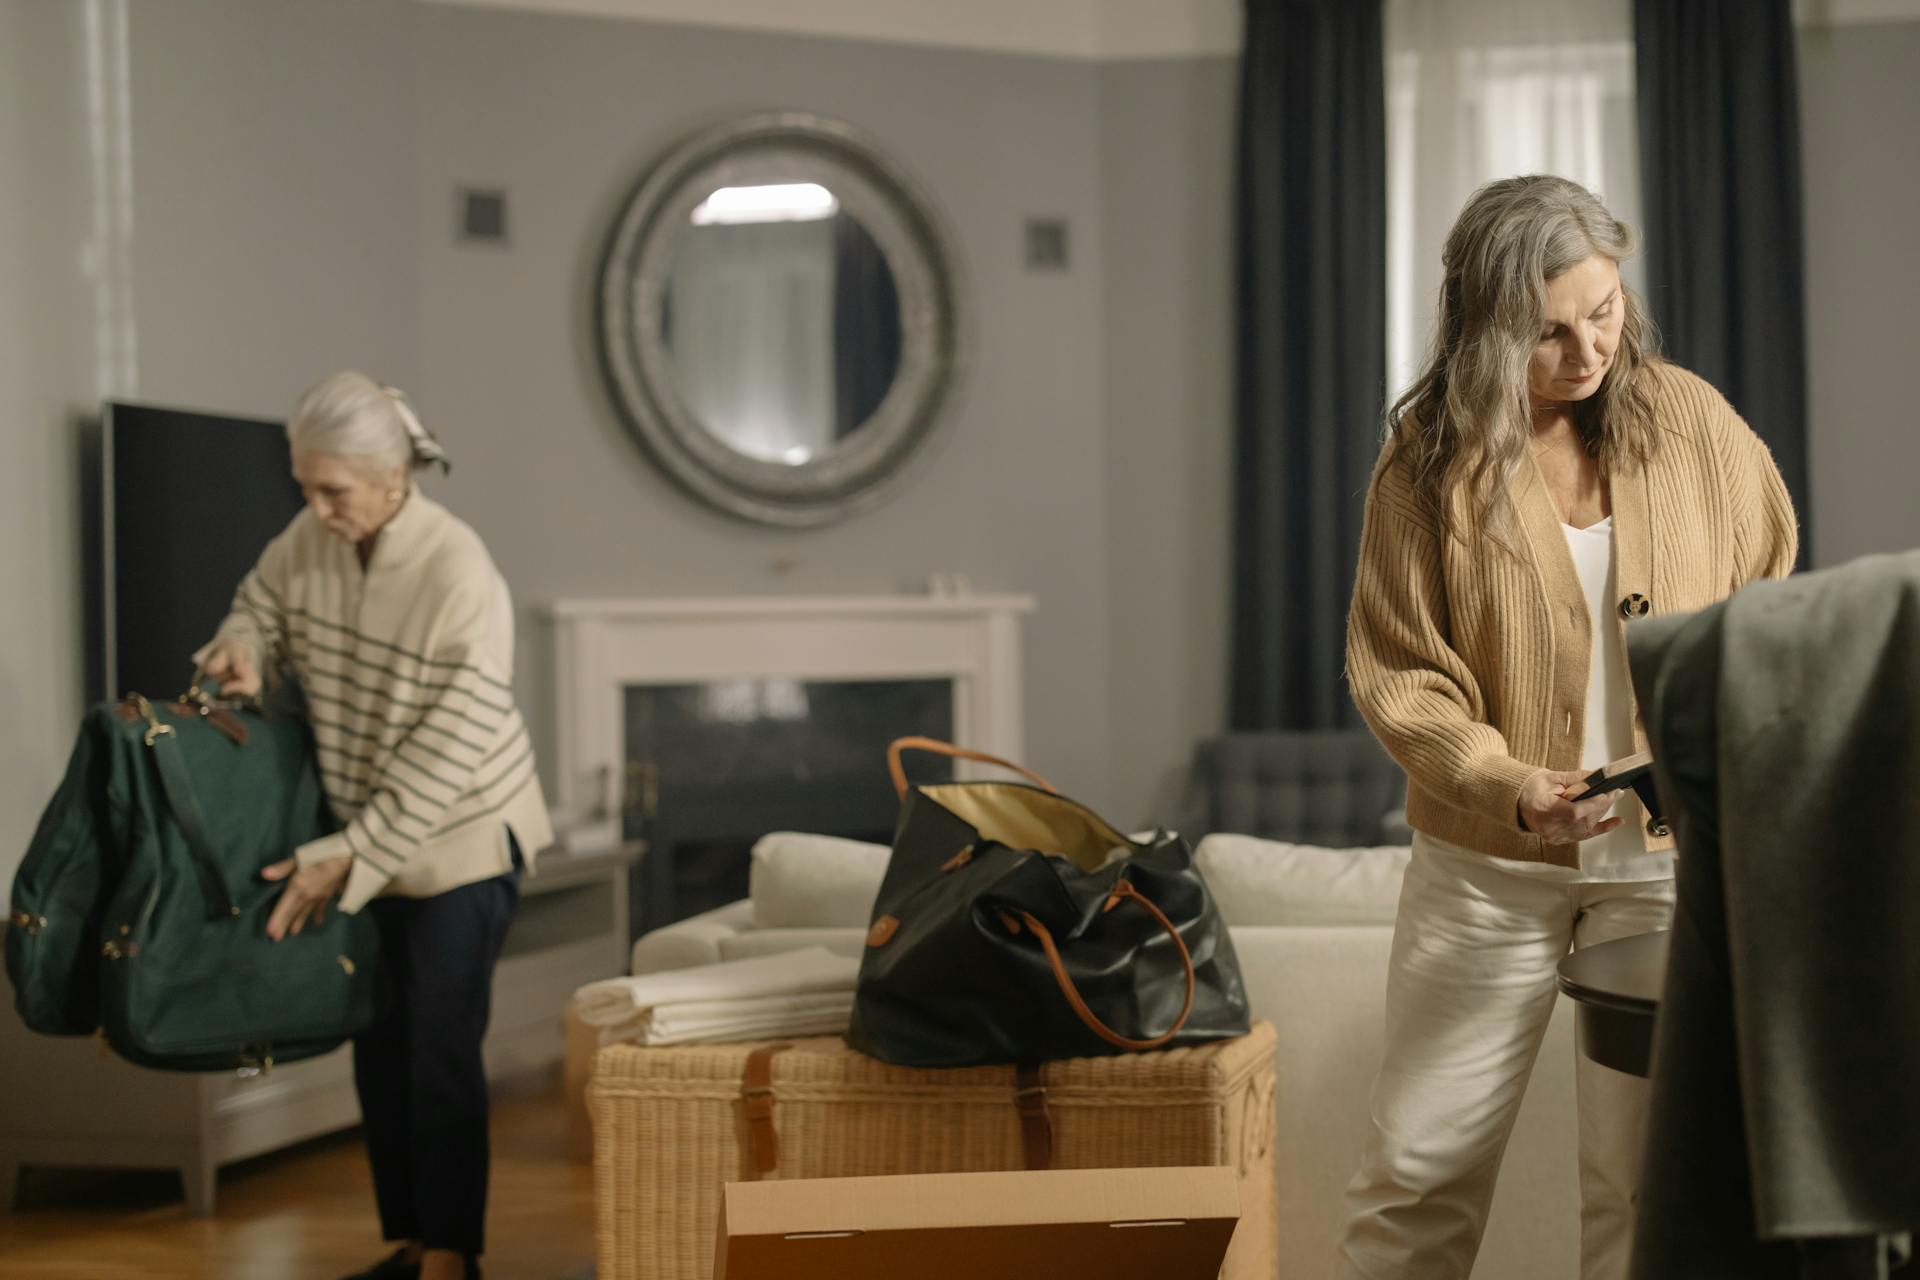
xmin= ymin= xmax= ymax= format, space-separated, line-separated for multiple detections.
xmin=1386 ymin=0 xmax=1641 ymax=398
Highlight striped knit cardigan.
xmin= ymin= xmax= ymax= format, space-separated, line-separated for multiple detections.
xmin=1345 ymin=361 xmax=1798 ymax=867
xmin=201 ymin=490 xmax=552 ymax=911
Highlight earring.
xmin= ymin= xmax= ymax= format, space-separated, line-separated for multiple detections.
xmin=386 ymin=489 xmax=403 ymax=502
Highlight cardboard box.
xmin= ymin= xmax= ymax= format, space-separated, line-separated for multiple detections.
xmin=714 ymin=1166 xmax=1240 ymax=1280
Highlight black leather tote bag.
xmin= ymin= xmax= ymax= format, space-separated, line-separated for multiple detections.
xmin=847 ymin=738 xmax=1250 ymax=1068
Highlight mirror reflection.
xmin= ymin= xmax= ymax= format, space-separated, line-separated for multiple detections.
xmin=660 ymin=181 xmax=903 ymax=466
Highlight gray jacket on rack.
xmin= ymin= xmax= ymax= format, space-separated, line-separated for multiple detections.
xmin=1627 ymin=549 xmax=1920 ymax=1280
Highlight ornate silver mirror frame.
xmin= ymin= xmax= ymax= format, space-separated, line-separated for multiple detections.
xmin=597 ymin=112 xmax=966 ymax=527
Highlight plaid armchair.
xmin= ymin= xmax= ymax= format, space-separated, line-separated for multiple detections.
xmin=1169 ymin=729 xmax=1412 ymax=847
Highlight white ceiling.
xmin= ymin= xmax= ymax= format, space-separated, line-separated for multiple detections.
xmin=414 ymin=0 xmax=1244 ymax=60
xmin=419 ymin=0 xmax=1919 ymax=60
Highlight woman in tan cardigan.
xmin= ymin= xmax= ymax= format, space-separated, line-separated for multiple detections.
xmin=1334 ymin=176 xmax=1796 ymax=1280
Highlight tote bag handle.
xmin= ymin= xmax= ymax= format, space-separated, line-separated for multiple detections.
xmin=886 ymin=736 xmax=1058 ymax=799
xmin=1003 ymin=880 xmax=1197 ymax=1052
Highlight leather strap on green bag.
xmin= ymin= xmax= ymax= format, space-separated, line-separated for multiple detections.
xmin=133 ymin=693 xmax=323 ymax=923
xmin=144 ymin=718 xmax=240 ymax=921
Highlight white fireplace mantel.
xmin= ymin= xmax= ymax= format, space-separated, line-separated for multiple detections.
xmin=545 ymin=594 xmax=1036 ymax=834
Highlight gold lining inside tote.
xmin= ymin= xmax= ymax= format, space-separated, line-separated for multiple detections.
xmin=917 ymin=783 xmax=1131 ymax=873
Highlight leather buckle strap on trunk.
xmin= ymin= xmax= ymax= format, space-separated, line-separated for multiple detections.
xmin=1014 ymin=1064 xmax=1053 ymax=1170
xmin=739 ymin=1043 xmax=792 ymax=1181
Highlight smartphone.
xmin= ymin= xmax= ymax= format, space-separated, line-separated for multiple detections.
xmin=1581 ymin=751 xmax=1654 ymax=798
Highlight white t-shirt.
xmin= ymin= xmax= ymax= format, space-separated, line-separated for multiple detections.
xmin=1424 ymin=516 xmax=1674 ymax=884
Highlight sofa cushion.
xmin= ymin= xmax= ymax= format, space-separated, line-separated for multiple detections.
xmin=1195 ymin=834 xmax=1411 ymax=927
xmin=749 ymin=832 xmax=891 ymax=929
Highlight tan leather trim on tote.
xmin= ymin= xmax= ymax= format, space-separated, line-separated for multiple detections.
xmin=886 ymin=737 xmax=1057 ymax=799
xmin=1016 ymin=880 xmax=1196 ymax=1052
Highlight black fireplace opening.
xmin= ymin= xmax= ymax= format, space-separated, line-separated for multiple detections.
xmin=621 ymin=677 xmax=955 ymax=938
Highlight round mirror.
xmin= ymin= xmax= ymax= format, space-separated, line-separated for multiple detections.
xmin=598 ymin=114 xmax=965 ymax=527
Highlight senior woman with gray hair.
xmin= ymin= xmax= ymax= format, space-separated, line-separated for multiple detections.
xmin=1335 ymin=176 xmax=1796 ymax=1280
xmin=197 ymin=371 xmax=551 ymax=1280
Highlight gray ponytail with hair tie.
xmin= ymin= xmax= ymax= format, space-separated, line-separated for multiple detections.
xmin=287 ymin=371 xmax=453 ymax=478
xmin=382 ymin=386 xmax=451 ymax=475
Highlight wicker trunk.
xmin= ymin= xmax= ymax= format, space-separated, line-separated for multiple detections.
xmin=589 ymin=1021 xmax=1277 ymax=1280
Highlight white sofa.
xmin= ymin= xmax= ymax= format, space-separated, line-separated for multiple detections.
xmin=627 ymin=834 xmax=1582 ymax=1279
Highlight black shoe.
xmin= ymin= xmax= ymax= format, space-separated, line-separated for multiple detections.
xmin=339 ymin=1246 xmax=420 ymax=1280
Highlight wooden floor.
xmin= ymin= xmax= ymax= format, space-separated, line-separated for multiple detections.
xmin=0 ymin=1069 xmax=595 ymax=1280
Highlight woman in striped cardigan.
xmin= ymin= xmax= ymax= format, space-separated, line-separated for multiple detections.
xmin=198 ymin=371 xmax=552 ymax=1280
xmin=1333 ymin=177 xmax=1796 ymax=1280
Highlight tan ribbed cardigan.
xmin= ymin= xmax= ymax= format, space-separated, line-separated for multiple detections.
xmin=1345 ymin=361 xmax=1798 ymax=867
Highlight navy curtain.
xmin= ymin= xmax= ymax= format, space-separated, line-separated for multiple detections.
xmin=1634 ymin=0 xmax=1811 ymax=566
xmin=1231 ymin=0 xmax=1387 ymax=730
xmin=831 ymin=213 xmax=901 ymax=440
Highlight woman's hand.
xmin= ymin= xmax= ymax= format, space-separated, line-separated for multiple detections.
xmin=199 ymin=638 xmax=261 ymax=697
xmin=1518 ymin=769 xmax=1624 ymax=845
xmin=261 ymin=856 xmax=350 ymax=940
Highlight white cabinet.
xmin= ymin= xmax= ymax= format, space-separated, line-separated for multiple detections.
xmin=0 ymin=845 xmax=637 ymax=1214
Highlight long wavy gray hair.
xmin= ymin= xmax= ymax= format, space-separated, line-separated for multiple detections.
xmin=1389 ymin=175 xmax=1660 ymax=545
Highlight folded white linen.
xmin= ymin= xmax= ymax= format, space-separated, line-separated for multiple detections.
xmin=593 ymin=992 xmax=855 ymax=1047
xmin=573 ymin=947 xmax=861 ymax=1047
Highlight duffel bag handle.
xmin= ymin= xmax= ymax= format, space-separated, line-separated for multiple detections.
xmin=180 ymin=668 xmax=263 ymax=718
xmin=886 ymin=736 xmax=1058 ymax=800
xmin=1006 ymin=880 xmax=1196 ymax=1053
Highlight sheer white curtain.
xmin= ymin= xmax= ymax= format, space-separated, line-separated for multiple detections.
xmin=666 ymin=219 xmax=836 ymax=463
xmin=1386 ymin=0 xmax=1641 ymax=399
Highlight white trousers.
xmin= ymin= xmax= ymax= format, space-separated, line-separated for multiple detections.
xmin=1333 ymin=843 xmax=1676 ymax=1280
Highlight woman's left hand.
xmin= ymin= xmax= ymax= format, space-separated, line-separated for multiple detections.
xmin=261 ymin=856 xmax=351 ymax=940
xmin=1518 ymin=768 xmax=1625 ymax=844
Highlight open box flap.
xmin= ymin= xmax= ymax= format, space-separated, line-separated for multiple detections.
xmin=716 ymin=1166 xmax=1240 ymax=1280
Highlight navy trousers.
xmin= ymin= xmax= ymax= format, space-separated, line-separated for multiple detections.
xmin=353 ymin=859 xmax=519 ymax=1257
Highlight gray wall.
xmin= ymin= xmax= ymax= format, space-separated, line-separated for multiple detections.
xmin=127 ymin=0 xmax=421 ymax=415
xmin=403 ymin=5 xmax=1114 ymax=812
xmin=0 ymin=0 xmax=1124 ymax=909
xmin=1799 ymin=21 xmax=1920 ymax=566
xmin=1098 ymin=56 xmax=1238 ymax=822
xmin=0 ymin=1 xmax=99 ymax=909
xmin=2 ymin=4 xmax=1915 ymax=904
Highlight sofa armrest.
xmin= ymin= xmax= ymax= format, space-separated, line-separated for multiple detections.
xmin=628 ymin=899 xmax=755 ymax=975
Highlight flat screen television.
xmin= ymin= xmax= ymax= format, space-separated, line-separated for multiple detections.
xmin=103 ymin=401 xmax=304 ymax=699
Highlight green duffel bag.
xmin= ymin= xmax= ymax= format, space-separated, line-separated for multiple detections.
xmin=7 ymin=689 xmax=380 ymax=1072
xmin=6 ymin=704 xmax=124 ymax=1035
